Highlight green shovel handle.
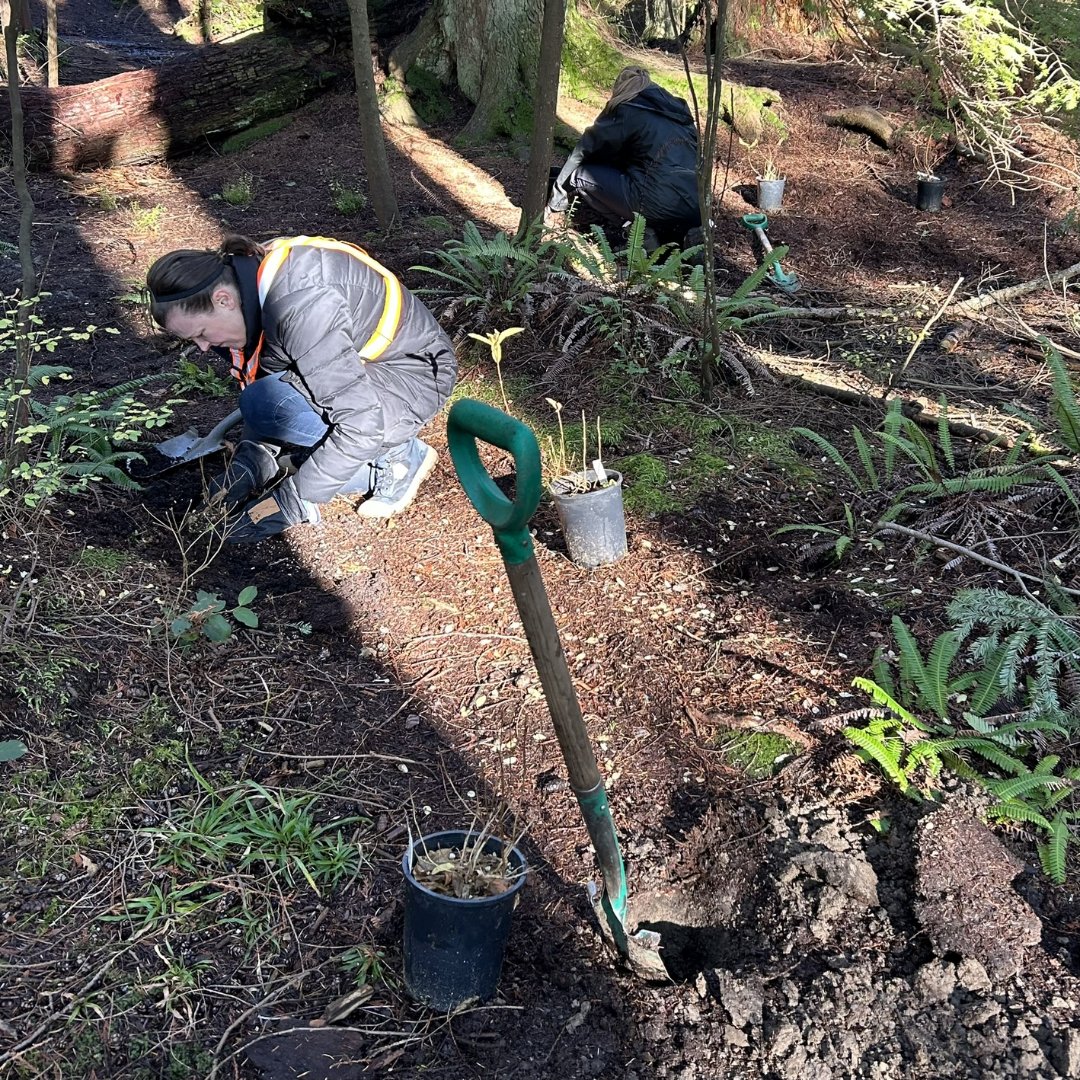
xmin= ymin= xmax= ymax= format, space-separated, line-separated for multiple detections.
xmin=446 ymin=399 xmax=543 ymax=565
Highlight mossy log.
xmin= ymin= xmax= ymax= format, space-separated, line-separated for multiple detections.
xmin=722 ymin=81 xmax=782 ymax=145
xmin=0 ymin=32 xmax=339 ymax=172
xmin=821 ymin=106 xmax=895 ymax=149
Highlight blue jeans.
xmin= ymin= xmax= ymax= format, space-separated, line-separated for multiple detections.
xmin=238 ymin=372 xmax=375 ymax=494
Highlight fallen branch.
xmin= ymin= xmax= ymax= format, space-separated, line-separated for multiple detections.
xmin=950 ymin=261 xmax=1080 ymax=316
xmin=878 ymin=522 xmax=1080 ymax=598
xmin=752 ymin=348 xmax=1027 ymax=447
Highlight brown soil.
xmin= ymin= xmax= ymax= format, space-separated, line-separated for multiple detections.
xmin=3 ymin=3 xmax=1080 ymax=1080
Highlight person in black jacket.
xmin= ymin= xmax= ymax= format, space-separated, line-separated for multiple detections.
xmin=147 ymin=234 xmax=457 ymax=542
xmin=546 ymin=66 xmax=701 ymax=248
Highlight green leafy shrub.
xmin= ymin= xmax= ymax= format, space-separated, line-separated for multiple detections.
xmin=169 ymin=587 xmax=259 ymax=645
xmin=173 ymin=357 xmax=233 ymax=398
xmin=2 ymin=361 xmax=176 ymax=507
xmin=413 ymin=219 xmax=565 ymax=335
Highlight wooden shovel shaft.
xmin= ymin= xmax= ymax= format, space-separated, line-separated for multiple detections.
xmin=504 ymin=556 xmax=602 ymax=793
xmin=504 ymin=555 xmax=629 ymax=916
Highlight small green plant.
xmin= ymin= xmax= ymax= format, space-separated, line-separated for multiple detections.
xmin=169 ymin=586 xmax=259 ymax=645
xmin=413 ymin=219 xmax=565 ymax=336
xmin=173 ymin=357 xmax=232 ymax=398
xmin=467 ymin=326 xmax=523 ymax=413
xmin=340 ymin=944 xmax=392 ymax=989
xmin=130 ymin=203 xmax=166 ymax=233
xmin=775 ymin=501 xmax=885 ymax=562
xmin=220 ymin=173 xmax=254 ymax=207
xmin=2 ymin=313 xmax=177 ymax=507
xmin=329 ymin=178 xmax=367 ymax=215
xmin=152 ymin=765 xmax=367 ymax=897
xmin=947 ymin=586 xmax=1080 ymax=728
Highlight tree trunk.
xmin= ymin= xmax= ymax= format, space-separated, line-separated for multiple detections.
xmin=2 ymin=14 xmax=36 ymax=460
xmin=45 ymin=0 xmax=57 ymax=88
xmin=521 ymin=0 xmax=566 ymax=224
xmin=644 ymin=0 xmax=682 ymax=41
xmin=346 ymin=0 xmax=398 ymax=227
xmin=392 ymin=0 xmax=544 ymax=142
xmin=0 ymin=32 xmax=339 ymax=172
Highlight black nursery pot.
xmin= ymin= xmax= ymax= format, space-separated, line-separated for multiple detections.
xmin=916 ymin=174 xmax=946 ymax=212
xmin=402 ymin=830 xmax=527 ymax=1011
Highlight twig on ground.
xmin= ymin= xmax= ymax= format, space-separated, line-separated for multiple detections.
xmin=877 ymin=522 xmax=1080 ymax=598
xmin=889 ymin=275 xmax=964 ymax=390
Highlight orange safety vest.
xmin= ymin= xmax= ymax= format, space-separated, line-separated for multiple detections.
xmin=229 ymin=236 xmax=404 ymax=388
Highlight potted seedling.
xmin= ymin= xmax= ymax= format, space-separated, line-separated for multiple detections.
xmin=753 ymin=137 xmax=787 ymax=212
xmin=915 ymin=137 xmax=948 ymax=212
xmin=545 ymin=400 xmax=627 ymax=569
xmin=402 ymin=816 xmax=528 ymax=1011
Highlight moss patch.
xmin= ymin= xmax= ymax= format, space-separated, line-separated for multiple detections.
xmin=402 ymin=69 xmax=456 ymax=125
xmin=714 ymin=729 xmax=799 ymax=779
xmin=220 ymin=116 xmax=293 ymax=154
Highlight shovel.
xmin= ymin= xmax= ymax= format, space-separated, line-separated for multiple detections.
xmin=446 ymin=398 xmax=666 ymax=981
xmin=150 ymin=408 xmax=243 ymax=468
xmin=740 ymin=212 xmax=801 ymax=295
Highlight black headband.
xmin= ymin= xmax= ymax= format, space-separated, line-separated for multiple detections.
xmin=151 ymin=256 xmax=229 ymax=304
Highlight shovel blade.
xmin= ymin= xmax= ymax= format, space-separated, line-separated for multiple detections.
xmin=153 ymin=427 xmax=202 ymax=460
xmin=587 ymin=881 xmax=668 ymax=981
xmin=151 ymin=408 xmax=243 ymax=463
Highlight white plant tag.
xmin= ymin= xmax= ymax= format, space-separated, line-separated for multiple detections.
xmin=591 ymin=458 xmax=608 ymax=484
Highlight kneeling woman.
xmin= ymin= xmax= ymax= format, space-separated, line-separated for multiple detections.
xmin=147 ymin=234 xmax=457 ymax=542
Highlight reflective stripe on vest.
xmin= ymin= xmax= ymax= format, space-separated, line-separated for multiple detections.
xmin=258 ymin=236 xmax=404 ymax=361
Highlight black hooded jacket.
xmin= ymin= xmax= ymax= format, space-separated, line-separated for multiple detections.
xmin=549 ymin=84 xmax=700 ymax=228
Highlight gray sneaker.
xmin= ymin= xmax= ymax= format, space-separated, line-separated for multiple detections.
xmin=356 ymin=438 xmax=438 ymax=519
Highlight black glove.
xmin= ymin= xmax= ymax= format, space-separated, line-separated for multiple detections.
xmin=225 ymin=477 xmax=320 ymax=544
xmin=207 ymin=440 xmax=280 ymax=511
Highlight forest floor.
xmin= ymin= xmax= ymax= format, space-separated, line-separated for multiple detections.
xmin=2 ymin=2 xmax=1080 ymax=1079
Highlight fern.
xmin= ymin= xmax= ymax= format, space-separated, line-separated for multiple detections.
xmin=852 ymin=675 xmax=926 ymax=729
xmin=985 ymin=771 xmax=1070 ymax=802
xmin=1047 ymin=346 xmax=1080 ymax=454
xmin=1038 ymin=815 xmax=1070 ymax=884
xmin=793 ymin=427 xmax=865 ymax=491
xmin=852 ymin=427 xmax=879 ymax=490
xmin=947 ymin=588 xmax=1080 ymax=727
xmin=844 ymin=720 xmax=913 ymax=794
xmin=937 ymin=395 xmax=956 ymax=472
xmin=986 ymin=801 xmax=1053 ymax=831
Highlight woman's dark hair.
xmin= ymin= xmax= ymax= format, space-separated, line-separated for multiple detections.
xmin=147 ymin=234 xmax=265 ymax=328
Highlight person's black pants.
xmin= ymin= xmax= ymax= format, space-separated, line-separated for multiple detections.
xmin=562 ymin=164 xmax=697 ymax=245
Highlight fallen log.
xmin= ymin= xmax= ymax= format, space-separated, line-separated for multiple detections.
xmin=821 ymin=106 xmax=894 ymax=148
xmin=0 ymin=31 xmax=340 ymax=172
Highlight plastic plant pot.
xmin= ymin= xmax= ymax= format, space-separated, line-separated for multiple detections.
xmin=402 ymin=830 xmax=527 ymax=1012
xmin=916 ymin=174 xmax=946 ymax=211
xmin=549 ymin=469 xmax=627 ymax=569
xmin=756 ymin=177 xmax=786 ymax=212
